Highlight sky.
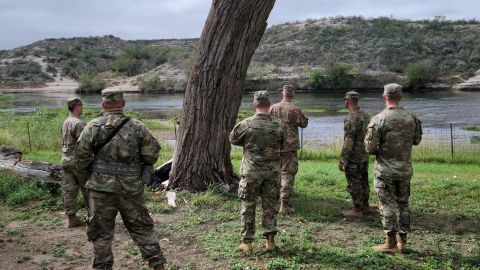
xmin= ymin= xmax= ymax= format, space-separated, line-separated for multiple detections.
xmin=0 ymin=0 xmax=479 ymax=50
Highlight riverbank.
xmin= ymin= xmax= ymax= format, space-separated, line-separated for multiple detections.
xmin=0 ymin=107 xmax=479 ymax=165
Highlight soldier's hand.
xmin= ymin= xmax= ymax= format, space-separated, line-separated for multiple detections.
xmin=339 ymin=162 xmax=345 ymax=171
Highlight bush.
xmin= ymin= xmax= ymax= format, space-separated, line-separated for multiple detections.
xmin=110 ymin=55 xmax=141 ymax=76
xmin=328 ymin=64 xmax=353 ymax=89
xmin=77 ymin=73 xmax=106 ymax=93
xmin=405 ymin=63 xmax=438 ymax=88
xmin=46 ymin=65 xmax=57 ymax=75
xmin=0 ymin=60 xmax=52 ymax=82
xmin=137 ymin=75 xmax=163 ymax=92
xmin=308 ymin=69 xmax=325 ymax=90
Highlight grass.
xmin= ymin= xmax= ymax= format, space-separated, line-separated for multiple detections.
xmin=462 ymin=126 xmax=480 ymax=132
xmin=0 ymin=157 xmax=479 ymax=269
xmin=0 ymin=169 xmax=50 ymax=206
xmin=0 ymin=108 xmax=479 ymax=268
xmin=0 ymin=108 xmax=173 ymax=164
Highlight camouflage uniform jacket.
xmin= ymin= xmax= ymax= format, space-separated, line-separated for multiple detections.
xmin=340 ymin=109 xmax=370 ymax=166
xmin=230 ymin=113 xmax=287 ymax=175
xmin=365 ymin=107 xmax=422 ymax=179
xmin=61 ymin=114 xmax=85 ymax=169
xmin=75 ymin=112 xmax=160 ymax=195
xmin=269 ymin=101 xmax=308 ymax=152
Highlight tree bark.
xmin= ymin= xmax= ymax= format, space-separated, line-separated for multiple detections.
xmin=169 ymin=0 xmax=276 ymax=192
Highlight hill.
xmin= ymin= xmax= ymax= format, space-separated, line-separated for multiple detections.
xmin=1 ymin=17 xmax=480 ymax=91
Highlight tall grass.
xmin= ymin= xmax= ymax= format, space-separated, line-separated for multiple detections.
xmin=0 ymin=169 xmax=50 ymax=206
xmin=0 ymin=108 xmax=172 ymax=164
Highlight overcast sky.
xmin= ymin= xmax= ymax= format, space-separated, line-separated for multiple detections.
xmin=1 ymin=0 xmax=479 ymax=50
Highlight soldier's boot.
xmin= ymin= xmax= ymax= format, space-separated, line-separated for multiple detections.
xmin=372 ymin=234 xmax=399 ymax=254
xmin=361 ymin=201 xmax=373 ymax=215
xmin=239 ymin=242 xmax=253 ymax=252
xmin=341 ymin=205 xmax=363 ymax=217
xmin=66 ymin=214 xmax=84 ymax=228
xmin=397 ymin=233 xmax=408 ymax=254
xmin=263 ymin=235 xmax=277 ymax=252
xmin=279 ymin=201 xmax=295 ymax=215
xmin=148 ymin=260 xmax=165 ymax=270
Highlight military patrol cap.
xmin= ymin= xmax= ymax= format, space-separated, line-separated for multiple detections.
xmin=101 ymin=89 xmax=124 ymax=102
xmin=344 ymin=91 xmax=359 ymax=100
xmin=383 ymin=83 xmax=403 ymax=98
xmin=67 ymin=97 xmax=82 ymax=106
xmin=282 ymin=85 xmax=295 ymax=97
xmin=254 ymin=90 xmax=270 ymax=107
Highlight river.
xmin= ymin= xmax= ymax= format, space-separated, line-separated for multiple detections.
xmin=2 ymin=90 xmax=480 ymax=148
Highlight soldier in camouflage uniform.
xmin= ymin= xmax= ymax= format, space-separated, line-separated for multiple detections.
xmin=339 ymin=91 xmax=371 ymax=217
xmin=365 ymin=83 xmax=422 ymax=254
xmin=75 ymin=90 xmax=166 ymax=270
xmin=61 ymin=98 xmax=89 ymax=228
xmin=230 ymin=91 xmax=286 ymax=252
xmin=269 ymin=85 xmax=308 ymax=214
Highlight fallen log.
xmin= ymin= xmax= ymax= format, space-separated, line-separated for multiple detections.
xmin=0 ymin=145 xmax=172 ymax=190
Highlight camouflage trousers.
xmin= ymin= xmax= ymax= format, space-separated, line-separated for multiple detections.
xmin=374 ymin=176 xmax=411 ymax=234
xmin=280 ymin=151 xmax=298 ymax=208
xmin=63 ymin=168 xmax=89 ymax=216
xmin=238 ymin=170 xmax=280 ymax=243
xmin=86 ymin=190 xmax=165 ymax=269
xmin=345 ymin=161 xmax=370 ymax=207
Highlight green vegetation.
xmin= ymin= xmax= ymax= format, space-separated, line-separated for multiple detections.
xmin=110 ymin=45 xmax=192 ymax=77
xmin=0 ymin=60 xmax=52 ymax=84
xmin=0 ymin=169 xmax=50 ymax=206
xmin=406 ymin=63 xmax=438 ymax=89
xmin=2 ymin=157 xmax=478 ymax=268
xmin=1 ymin=36 xmax=195 ymax=83
xmin=77 ymin=73 xmax=106 ymax=93
xmin=3 ymin=17 xmax=480 ymax=87
xmin=308 ymin=64 xmax=353 ymax=90
xmin=0 ymin=108 xmax=173 ymax=164
xmin=462 ymin=126 xmax=480 ymax=132
xmin=308 ymin=69 xmax=325 ymax=89
xmin=136 ymin=75 xmax=180 ymax=92
xmin=257 ymin=17 xmax=480 ymax=76
xmin=328 ymin=64 xmax=354 ymax=89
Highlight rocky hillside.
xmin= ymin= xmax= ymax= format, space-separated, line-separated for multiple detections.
xmin=1 ymin=17 xmax=480 ymax=91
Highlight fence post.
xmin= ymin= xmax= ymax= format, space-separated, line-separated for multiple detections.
xmin=27 ymin=121 xmax=32 ymax=152
xmin=450 ymin=123 xmax=454 ymax=159
xmin=300 ymin=128 xmax=304 ymax=154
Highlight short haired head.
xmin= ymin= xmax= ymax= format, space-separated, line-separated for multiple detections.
xmin=383 ymin=83 xmax=403 ymax=101
xmin=282 ymin=85 xmax=295 ymax=98
xmin=67 ymin=98 xmax=82 ymax=112
xmin=253 ymin=90 xmax=270 ymax=108
xmin=344 ymin=91 xmax=359 ymax=102
xmin=101 ymin=89 xmax=125 ymax=110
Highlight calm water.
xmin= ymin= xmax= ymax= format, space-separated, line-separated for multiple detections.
xmin=2 ymin=90 xmax=480 ymax=145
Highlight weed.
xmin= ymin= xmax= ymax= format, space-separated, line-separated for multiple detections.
xmin=15 ymin=254 xmax=31 ymax=263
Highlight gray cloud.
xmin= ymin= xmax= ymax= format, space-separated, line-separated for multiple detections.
xmin=1 ymin=0 xmax=479 ymax=49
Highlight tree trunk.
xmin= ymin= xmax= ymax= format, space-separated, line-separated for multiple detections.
xmin=169 ymin=0 xmax=276 ymax=192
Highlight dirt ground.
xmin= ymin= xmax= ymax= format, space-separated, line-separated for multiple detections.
xmin=0 ymin=206 xmax=222 ymax=270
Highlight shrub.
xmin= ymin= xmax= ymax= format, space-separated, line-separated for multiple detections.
xmin=110 ymin=55 xmax=141 ymax=76
xmin=137 ymin=75 xmax=163 ymax=92
xmin=328 ymin=64 xmax=353 ymax=89
xmin=46 ymin=65 xmax=57 ymax=75
xmin=308 ymin=69 xmax=325 ymax=90
xmin=406 ymin=63 xmax=437 ymax=88
xmin=77 ymin=73 xmax=106 ymax=93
